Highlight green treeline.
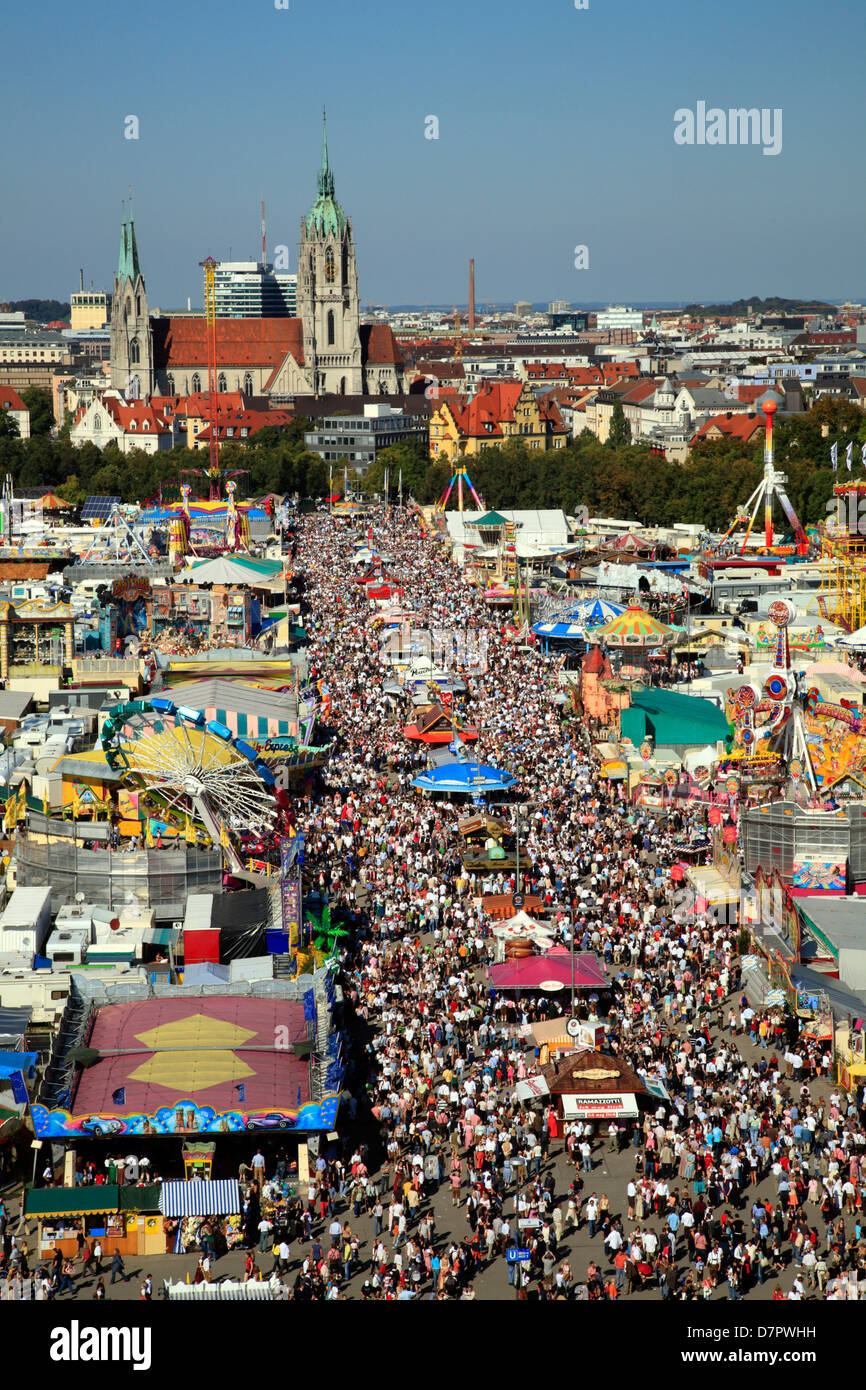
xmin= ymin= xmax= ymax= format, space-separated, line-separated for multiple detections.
xmin=0 ymin=393 xmax=862 ymax=532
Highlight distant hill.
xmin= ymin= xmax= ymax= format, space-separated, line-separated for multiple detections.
xmin=1 ymin=299 xmax=71 ymax=322
xmin=683 ymin=296 xmax=837 ymax=317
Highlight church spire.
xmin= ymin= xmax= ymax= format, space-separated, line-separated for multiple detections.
xmin=117 ymin=201 xmax=128 ymax=281
xmin=318 ymin=107 xmax=335 ymax=200
xmin=127 ymin=192 xmax=141 ymax=279
xmin=306 ymin=111 xmax=345 ymax=237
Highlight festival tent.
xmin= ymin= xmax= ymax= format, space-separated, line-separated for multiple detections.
xmin=486 ymin=952 xmax=608 ymax=992
xmin=531 ymin=619 xmax=585 ymax=641
xmin=411 ymin=762 xmax=516 ymax=793
xmin=571 ymin=598 xmax=625 ymax=628
xmin=164 ymin=1277 xmax=282 ymax=1301
xmin=831 ymin=626 xmax=866 ymax=649
xmin=159 ymin=1180 xmax=241 ymax=1218
xmin=175 ymin=555 xmax=284 ymax=585
xmin=591 ymin=604 xmax=674 ymax=647
xmin=403 ymin=705 xmax=478 ymax=744
xmin=621 ymin=688 xmax=731 ymax=748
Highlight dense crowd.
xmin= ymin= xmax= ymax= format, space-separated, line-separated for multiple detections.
xmin=270 ymin=505 xmax=866 ymax=1301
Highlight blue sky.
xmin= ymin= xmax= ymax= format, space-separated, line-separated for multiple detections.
xmin=2 ymin=0 xmax=863 ymax=309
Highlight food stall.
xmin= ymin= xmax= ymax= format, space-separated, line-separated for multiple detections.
xmin=25 ymin=1184 xmax=164 ymax=1259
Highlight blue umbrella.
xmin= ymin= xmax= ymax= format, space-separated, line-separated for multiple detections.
xmin=411 ymin=762 xmax=516 ymax=794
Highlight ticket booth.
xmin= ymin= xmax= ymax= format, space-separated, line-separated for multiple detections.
xmin=183 ymin=1141 xmax=215 ymax=1181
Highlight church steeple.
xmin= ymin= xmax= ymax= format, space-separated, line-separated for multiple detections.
xmin=127 ymin=194 xmax=141 ymax=279
xmin=117 ymin=201 xmax=129 ymax=281
xmin=306 ymin=108 xmax=346 ymax=238
xmin=116 ymin=197 xmax=141 ymax=281
xmin=110 ymin=196 xmax=152 ymax=398
xmin=318 ymin=107 xmax=334 ymax=199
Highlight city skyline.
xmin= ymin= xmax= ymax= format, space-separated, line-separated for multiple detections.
xmin=1 ymin=0 xmax=864 ymax=309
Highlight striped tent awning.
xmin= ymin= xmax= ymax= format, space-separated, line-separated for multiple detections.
xmin=159 ymin=1179 xmax=241 ymax=1218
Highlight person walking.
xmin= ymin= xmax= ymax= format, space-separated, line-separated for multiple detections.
xmin=110 ymin=1251 xmax=126 ymax=1285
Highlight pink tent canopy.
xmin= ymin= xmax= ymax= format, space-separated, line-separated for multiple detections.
xmin=487 ymin=952 xmax=607 ymax=992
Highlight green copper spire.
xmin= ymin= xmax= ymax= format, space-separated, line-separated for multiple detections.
xmin=117 ymin=201 xmax=128 ymax=281
xmin=306 ymin=108 xmax=346 ymax=238
xmin=116 ymin=195 xmax=141 ymax=282
xmin=127 ymin=193 xmax=141 ymax=279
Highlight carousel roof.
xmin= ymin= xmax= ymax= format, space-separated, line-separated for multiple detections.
xmin=572 ymin=598 xmax=626 ymax=627
xmin=592 ymin=604 xmax=674 ymax=647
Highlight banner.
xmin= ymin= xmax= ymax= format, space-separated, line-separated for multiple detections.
xmin=561 ymin=1093 xmax=639 ymax=1119
xmin=280 ymin=839 xmax=302 ymax=939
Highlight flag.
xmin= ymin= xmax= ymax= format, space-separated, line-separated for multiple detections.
xmin=71 ymin=790 xmax=79 ymax=821
xmin=145 ymin=819 xmax=154 ymax=849
xmin=220 ymin=819 xmax=230 ymax=850
xmin=17 ymin=783 xmax=27 ymax=822
xmin=846 ymin=441 xmax=854 ymax=472
xmin=42 ymin=788 xmax=49 ymax=818
xmin=3 ymin=795 xmax=15 ymax=832
xmin=184 ymin=815 xmax=196 ymax=845
xmin=831 ymin=442 xmax=838 ymax=472
xmin=112 ymin=1087 xmax=126 ymax=1105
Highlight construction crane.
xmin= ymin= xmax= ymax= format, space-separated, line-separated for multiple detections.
xmin=199 ymin=256 xmax=221 ymax=499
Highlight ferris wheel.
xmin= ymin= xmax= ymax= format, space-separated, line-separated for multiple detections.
xmin=101 ymin=697 xmax=280 ymax=871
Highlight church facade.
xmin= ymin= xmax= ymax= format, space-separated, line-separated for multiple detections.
xmin=110 ymin=119 xmax=404 ymax=402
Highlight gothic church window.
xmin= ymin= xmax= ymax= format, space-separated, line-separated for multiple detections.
xmin=191 ymin=373 xmax=201 ymax=393
xmin=244 ymin=373 xmax=254 ymax=395
xmin=325 ymin=247 xmax=336 ymax=284
xmin=327 ymin=311 xmax=335 ymax=346
xmin=218 ymin=373 xmax=227 ymax=392
xmin=130 ymin=338 xmax=140 ymax=364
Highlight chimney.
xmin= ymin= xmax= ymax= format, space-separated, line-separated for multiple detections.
xmin=79 ymin=269 xmax=84 ymax=292
xmin=468 ymin=258 xmax=476 ymax=334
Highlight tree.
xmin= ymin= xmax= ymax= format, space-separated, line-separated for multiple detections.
xmin=0 ymin=409 xmax=19 ymax=440
xmin=19 ymin=387 xmax=55 ymax=437
xmin=608 ymin=401 xmax=632 ymax=447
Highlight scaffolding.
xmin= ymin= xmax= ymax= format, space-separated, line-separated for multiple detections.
xmin=818 ymin=483 xmax=866 ymax=633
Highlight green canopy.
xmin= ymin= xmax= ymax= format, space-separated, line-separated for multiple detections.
xmin=467 ymin=510 xmax=509 ymax=528
xmin=620 ymin=687 xmax=731 ymax=748
xmin=25 ymin=1185 xmax=120 ymax=1218
xmin=118 ymin=1185 xmax=163 ymax=1213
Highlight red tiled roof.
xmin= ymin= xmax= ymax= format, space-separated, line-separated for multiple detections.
xmin=151 ymin=392 xmax=246 ymax=419
xmin=735 ymin=384 xmax=784 ymax=405
xmin=360 ymin=323 xmax=404 ymax=366
xmin=446 ymin=382 xmax=566 ymax=438
xmin=152 ymin=317 xmax=305 ymax=368
xmin=73 ymin=395 xmax=172 ymax=435
xmin=0 ymin=386 xmax=27 ymax=412
xmin=620 ymin=380 xmax=658 ymax=405
xmin=196 ymin=408 xmax=294 ymax=443
xmin=691 ymin=413 xmax=763 ymax=444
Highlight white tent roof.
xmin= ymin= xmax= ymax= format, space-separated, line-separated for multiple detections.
xmin=682 ymin=743 xmax=720 ymax=773
xmin=175 ymin=556 xmax=274 ymax=586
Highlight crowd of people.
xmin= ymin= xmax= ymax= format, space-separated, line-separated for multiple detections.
xmin=6 ymin=502 xmax=866 ymax=1305
xmin=268 ymin=505 xmax=866 ymax=1301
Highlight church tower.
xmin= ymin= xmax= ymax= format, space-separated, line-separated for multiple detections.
xmin=110 ymin=202 xmax=153 ymax=398
xmin=297 ymin=113 xmax=363 ymax=396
